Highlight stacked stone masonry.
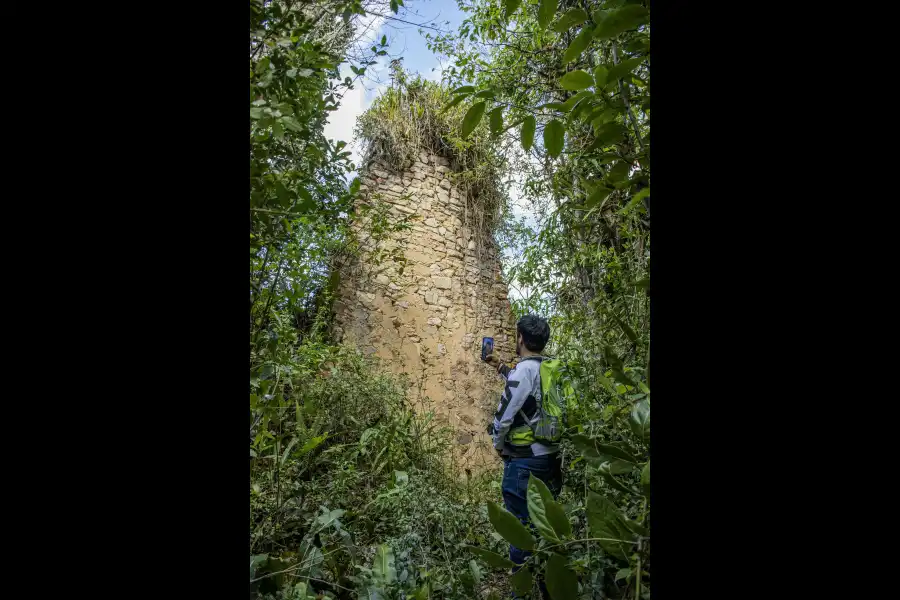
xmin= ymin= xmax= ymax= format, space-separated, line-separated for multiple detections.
xmin=333 ymin=152 xmax=517 ymax=473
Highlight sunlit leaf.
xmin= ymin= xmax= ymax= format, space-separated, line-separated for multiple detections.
xmin=608 ymin=57 xmax=646 ymax=82
xmin=593 ymin=65 xmax=609 ymax=89
xmin=560 ymin=70 xmax=595 ymax=90
xmin=544 ymin=119 xmax=565 ymax=158
xmin=461 ymin=101 xmax=487 ymax=138
xmin=552 ymin=8 xmax=588 ymax=33
xmin=593 ymin=5 xmax=649 ymax=40
xmin=521 ymin=115 xmax=536 ymax=152
xmin=504 ymin=0 xmax=523 ymax=19
xmin=563 ymin=26 xmax=593 ymax=63
xmin=489 ymin=107 xmax=504 ymax=136
xmin=538 ymin=0 xmax=557 ymax=30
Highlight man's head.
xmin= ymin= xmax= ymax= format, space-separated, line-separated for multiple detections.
xmin=516 ymin=314 xmax=550 ymax=356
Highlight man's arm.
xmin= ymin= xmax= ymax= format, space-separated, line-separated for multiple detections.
xmin=486 ymin=354 xmax=512 ymax=379
xmin=491 ymin=365 xmax=532 ymax=451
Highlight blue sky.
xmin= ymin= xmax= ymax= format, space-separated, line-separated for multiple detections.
xmin=324 ymin=0 xmax=466 ymax=169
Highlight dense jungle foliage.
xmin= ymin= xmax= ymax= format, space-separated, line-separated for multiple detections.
xmin=250 ymin=1 xmax=649 ymax=599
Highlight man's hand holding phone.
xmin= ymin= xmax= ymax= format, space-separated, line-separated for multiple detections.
xmin=484 ymin=353 xmax=500 ymax=369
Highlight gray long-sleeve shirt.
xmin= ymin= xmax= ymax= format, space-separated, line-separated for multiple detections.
xmin=491 ymin=356 xmax=559 ymax=458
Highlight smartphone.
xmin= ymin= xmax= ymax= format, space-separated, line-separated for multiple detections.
xmin=481 ymin=337 xmax=494 ymax=362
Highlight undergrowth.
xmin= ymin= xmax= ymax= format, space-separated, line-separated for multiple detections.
xmin=250 ymin=335 xmax=512 ymax=600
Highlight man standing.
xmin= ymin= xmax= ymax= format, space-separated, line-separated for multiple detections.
xmin=486 ymin=314 xmax=561 ymax=597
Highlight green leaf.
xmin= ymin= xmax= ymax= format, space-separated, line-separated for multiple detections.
xmin=615 ymin=568 xmax=632 ymax=582
xmin=443 ymin=94 xmax=468 ymax=112
xmin=583 ymin=185 xmax=613 ymax=210
xmin=570 ymin=95 xmax=596 ymax=120
xmin=461 ymin=101 xmax=487 ymax=138
xmin=534 ymin=475 xmax=571 ymax=539
xmin=504 ymin=0 xmax=523 ymax=19
xmin=256 ymin=57 xmax=270 ymax=73
xmin=629 ymin=399 xmax=650 ymax=440
xmin=272 ymin=121 xmax=284 ymax=140
xmin=298 ymin=432 xmax=328 ymax=455
xmin=537 ymin=0 xmax=557 ymax=30
xmin=544 ymin=119 xmax=564 ymax=158
xmin=250 ymin=106 xmax=263 ymax=119
xmin=469 ymin=559 xmax=484 ymax=584
xmin=589 ymin=122 xmax=626 ymax=148
xmin=608 ymin=57 xmax=645 ymax=82
xmin=621 ymin=187 xmax=650 ymax=215
xmin=521 ymin=116 xmax=536 ymax=152
xmin=607 ymin=459 xmax=636 ymax=475
xmin=373 ymin=544 xmax=396 ymax=583
xmin=563 ymin=26 xmax=593 ymax=63
xmin=474 ymin=89 xmax=496 ymax=99
xmin=393 ymin=470 xmax=409 ymax=486
xmin=451 ymin=85 xmax=475 ymax=95
xmin=464 ymin=545 xmax=515 ymax=569
xmin=540 ymin=102 xmax=570 ymax=112
xmin=487 ymin=501 xmax=534 ymax=551
xmin=510 ymin=567 xmax=533 ymax=597
xmin=586 ymin=492 xmax=636 ymax=560
xmin=595 ymin=442 xmax=639 ymax=464
xmin=250 ymin=554 xmax=269 ymax=580
xmin=622 ymin=516 xmax=648 ymax=537
xmin=489 ymin=107 xmax=503 ymax=136
xmin=381 ymin=34 xmax=387 ymax=46
xmin=593 ymin=65 xmax=608 ymax=89
xmin=560 ymin=70 xmax=595 ymax=91
xmin=641 ymin=460 xmax=650 ymax=496
xmin=545 ymin=553 xmax=578 ymax=600
xmin=282 ymin=117 xmax=303 ymax=133
xmin=280 ymin=437 xmax=298 ymax=466
xmin=598 ymin=462 xmax=637 ymax=496
xmin=571 ymin=434 xmax=600 ymax=460
xmin=390 ymin=0 xmax=399 ymax=14
xmin=552 ymin=8 xmax=588 ymax=33
xmin=526 ymin=474 xmax=560 ymax=542
xmin=562 ymin=91 xmax=593 ymax=111
xmin=593 ymin=5 xmax=649 ymax=41
xmin=611 ymin=312 xmax=638 ymax=344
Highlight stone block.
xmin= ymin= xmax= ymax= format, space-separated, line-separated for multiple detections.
xmin=433 ymin=276 xmax=452 ymax=289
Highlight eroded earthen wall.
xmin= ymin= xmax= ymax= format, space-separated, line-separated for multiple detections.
xmin=333 ymin=151 xmax=516 ymax=472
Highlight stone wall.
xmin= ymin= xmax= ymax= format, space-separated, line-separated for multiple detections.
xmin=333 ymin=151 xmax=517 ymax=473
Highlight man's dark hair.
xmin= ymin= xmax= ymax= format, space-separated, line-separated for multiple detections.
xmin=517 ymin=314 xmax=550 ymax=352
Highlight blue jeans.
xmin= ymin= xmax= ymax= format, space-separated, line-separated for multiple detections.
xmin=502 ymin=454 xmax=563 ymax=598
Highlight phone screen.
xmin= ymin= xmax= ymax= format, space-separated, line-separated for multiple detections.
xmin=481 ymin=337 xmax=494 ymax=362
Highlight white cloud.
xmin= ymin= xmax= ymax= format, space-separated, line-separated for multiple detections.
xmin=323 ymin=14 xmax=388 ymax=179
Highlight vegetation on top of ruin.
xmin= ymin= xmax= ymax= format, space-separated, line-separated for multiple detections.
xmin=357 ymin=69 xmax=508 ymax=242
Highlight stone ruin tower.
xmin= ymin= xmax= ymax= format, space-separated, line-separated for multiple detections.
xmin=332 ymin=150 xmax=517 ymax=473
